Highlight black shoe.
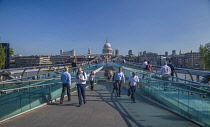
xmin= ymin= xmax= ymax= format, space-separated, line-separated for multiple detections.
xmin=60 ymin=100 xmax=63 ymax=104
xmin=119 ymin=95 xmax=121 ymax=97
xmin=83 ymin=100 xmax=86 ymax=104
xmin=68 ymin=98 xmax=71 ymax=101
xmin=133 ymin=100 xmax=136 ymax=103
xmin=77 ymin=104 xmax=82 ymax=107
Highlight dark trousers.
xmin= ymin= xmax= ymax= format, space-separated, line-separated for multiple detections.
xmin=60 ymin=83 xmax=71 ymax=101
xmin=90 ymin=81 xmax=94 ymax=90
xmin=77 ymin=84 xmax=86 ymax=105
xmin=115 ymin=80 xmax=122 ymax=95
xmin=130 ymin=86 xmax=136 ymax=101
xmin=73 ymin=68 xmax=77 ymax=73
xmin=171 ymin=71 xmax=174 ymax=76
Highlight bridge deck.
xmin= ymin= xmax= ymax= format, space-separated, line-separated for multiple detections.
xmin=1 ymin=81 xmax=199 ymax=127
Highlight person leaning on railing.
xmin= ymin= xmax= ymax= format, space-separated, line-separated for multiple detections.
xmin=160 ymin=62 xmax=171 ymax=81
xmin=60 ymin=67 xmax=71 ymax=104
xmin=146 ymin=61 xmax=153 ymax=72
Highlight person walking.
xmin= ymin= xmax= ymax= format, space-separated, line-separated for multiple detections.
xmin=112 ymin=72 xmax=116 ymax=93
xmin=107 ymin=73 xmax=111 ymax=81
xmin=72 ymin=61 xmax=77 ymax=73
xmin=128 ymin=72 xmax=140 ymax=103
xmin=167 ymin=60 xmax=175 ymax=76
xmin=76 ymin=68 xmax=87 ymax=107
xmin=89 ymin=71 xmax=95 ymax=90
xmin=60 ymin=67 xmax=71 ymax=104
xmin=113 ymin=67 xmax=125 ymax=97
xmin=146 ymin=61 xmax=153 ymax=71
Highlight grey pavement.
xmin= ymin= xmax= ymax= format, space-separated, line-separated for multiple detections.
xmin=0 ymin=80 xmax=199 ymax=127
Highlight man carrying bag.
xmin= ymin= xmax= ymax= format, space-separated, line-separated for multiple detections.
xmin=128 ymin=72 xmax=140 ymax=103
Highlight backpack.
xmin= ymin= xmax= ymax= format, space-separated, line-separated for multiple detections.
xmin=76 ymin=71 xmax=86 ymax=79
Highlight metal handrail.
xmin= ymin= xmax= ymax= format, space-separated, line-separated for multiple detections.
xmin=0 ymin=83 xmax=56 ymax=93
xmin=0 ymin=64 xmax=104 ymax=93
xmin=1 ymin=62 xmax=102 ymax=83
xmin=0 ymin=78 xmax=60 ymax=85
xmin=0 ymin=64 xmax=104 ymax=85
xmin=140 ymin=82 xmax=207 ymax=95
xmin=0 ymin=78 xmax=86 ymax=93
xmin=113 ymin=62 xmax=203 ymax=85
xmin=146 ymin=78 xmax=210 ymax=88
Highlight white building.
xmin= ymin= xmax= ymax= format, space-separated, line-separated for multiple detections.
xmin=60 ymin=50 xmax=76 ymax=56
xmin=102 ymin=39 xmax=113 ymax=55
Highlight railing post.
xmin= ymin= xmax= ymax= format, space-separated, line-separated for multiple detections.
xmin=21 ymin=68 xmax=27 ymax=77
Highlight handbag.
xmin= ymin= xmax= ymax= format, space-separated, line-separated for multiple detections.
xmin=127 ymin=88 xmax=131 ymax=96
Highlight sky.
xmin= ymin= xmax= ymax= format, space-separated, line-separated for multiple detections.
xmin=0 ymin=0 xmax=210 ymax=56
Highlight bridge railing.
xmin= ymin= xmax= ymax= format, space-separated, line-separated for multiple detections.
xmin=0 ymin=57 xmax=103 ymax=81
xmin=0 ymin=63 xmax=104 ymax=122
xmin=111 ymin=62 xmax=210 ymax=127
xmin=0 ymin=63 xmax=103 ymax=90
xmin=115 ymin=60 xmax=210 ymax=83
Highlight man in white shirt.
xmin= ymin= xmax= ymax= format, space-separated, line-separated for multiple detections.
xmin=160 ymin=62 xmax=171 ymax=75
xmin=128 ymin=72 xmax=140 ymax=103
xmin=76 ymin=68 xmax=87 ymax=107
xmin=142 ymin=60 xmax=148 ymax=70
xmin=113 ymin=67 xmax=125 ymax=97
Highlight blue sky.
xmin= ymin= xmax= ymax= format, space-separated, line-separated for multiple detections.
xmin=0 ymin=0 xmax=210 ymax=56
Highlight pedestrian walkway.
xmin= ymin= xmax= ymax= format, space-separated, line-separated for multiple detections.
xmin=1 ymin=81 xmax=199 ymax=127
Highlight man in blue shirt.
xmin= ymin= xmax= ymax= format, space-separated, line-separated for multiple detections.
xmin=60 ymin=67 xmax=71 ymax=104
xmin=113 ymin=67 xmax=125 ymax=97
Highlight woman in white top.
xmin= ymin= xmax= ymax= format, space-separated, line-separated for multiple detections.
xmin=89 ymin=71 xmax=95 ymax=90
xmin=128 ymin=72 xmax=140 ymax=103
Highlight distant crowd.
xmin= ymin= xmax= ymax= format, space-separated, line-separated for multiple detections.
xmin=119 ymin=59 xmax=175 ymax=76
xmin=141 ymin=59 xmax=175 ymax=76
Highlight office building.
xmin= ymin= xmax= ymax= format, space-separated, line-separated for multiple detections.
xmin=15 ymin=55 xmax=52 ymax=67
xmin=128 ymin=49 xmax=132 ymax=56
xmin=115 ymin=49 xmax=119 ymax=56
xmin=172 ymin=50 xmax=176 ymax=56
xmin=165 ymin=51 xmax=168 ymax=57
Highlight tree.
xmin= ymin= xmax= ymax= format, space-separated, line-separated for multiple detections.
xmin=9 ymin=48 xmax=14 ymax=56
xmin=199 ymin=42 xmax=210 ymax=70
xmin=0 ymin=44 xmax=5 ymax=69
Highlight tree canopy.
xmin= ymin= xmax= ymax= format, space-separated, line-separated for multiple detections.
xmin=0 ymin=44 xmax=5 ymax=69
xmin=199 ymin=42 xmax=210 ymax=70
